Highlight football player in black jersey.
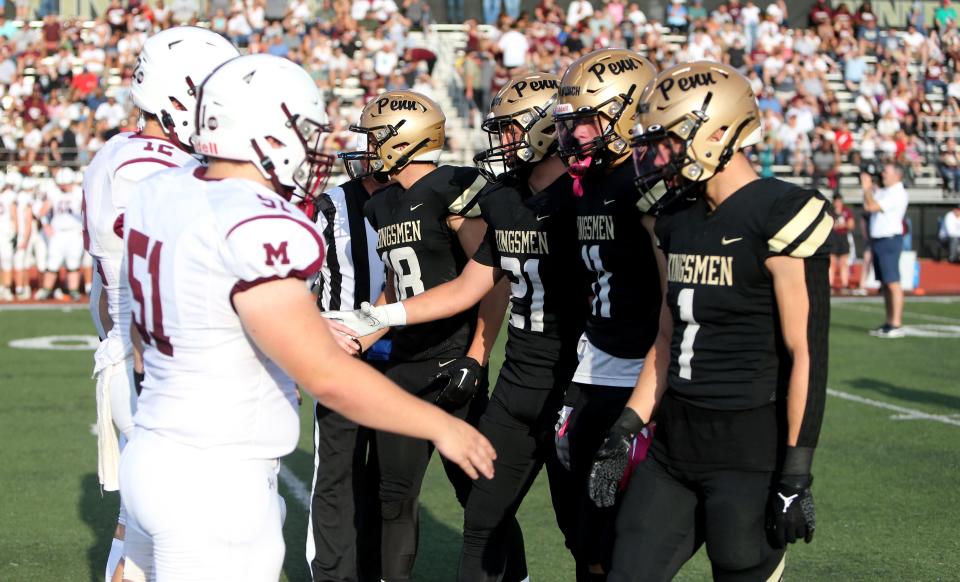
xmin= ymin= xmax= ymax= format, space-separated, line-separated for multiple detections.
xmin=551 ymin=48 xmax=660 ymax=580
xmin=329 ymin=73 xmax=589 ymax=581
xmin=328 ymin=90 xmax=510 ymax=582
xmin=588 ymin=61 xmax=831 ymax=581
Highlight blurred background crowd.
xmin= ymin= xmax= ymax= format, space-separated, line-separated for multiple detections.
xmin=2 ymin=0 xmax=960 ymax=301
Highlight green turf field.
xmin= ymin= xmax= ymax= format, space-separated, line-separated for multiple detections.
xmin=1 ymin=298 xmax=959 ymax=581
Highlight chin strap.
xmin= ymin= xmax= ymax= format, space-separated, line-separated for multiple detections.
xmin=250 ymin=139 xmax=293 ymax=199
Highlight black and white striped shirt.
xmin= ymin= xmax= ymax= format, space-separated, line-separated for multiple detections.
xmin=314 ymin=179 xmax=385 ymax=311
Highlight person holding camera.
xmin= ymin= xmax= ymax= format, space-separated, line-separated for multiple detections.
xmin=862 ymin=162 xmax=909 ymax=338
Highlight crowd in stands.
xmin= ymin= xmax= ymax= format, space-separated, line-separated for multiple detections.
xmin=4 ymin=0 xmax=960 ymax=300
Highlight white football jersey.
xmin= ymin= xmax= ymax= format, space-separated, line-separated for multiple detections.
xmin=123 ymin=167 xmax=324 ymax=458
xmin=47 ymin=186 xmax=84 ymax=233
xmin=0 ymin=188 xmax=15 ymax=236
xmin=83 ymin=132 xmax=198 ymax=339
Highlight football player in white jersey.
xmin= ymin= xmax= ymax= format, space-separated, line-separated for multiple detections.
xmin=10 ymin=172 xmax=33 ymax=300
xmin=118 ymin=54 xmax=495 ymax=582
xmin=35 ymin=168 xmax=85 ymax=301
xmin=80 ymin=25 xmax=239 ymax=582
xmin=0 ymin=171 xmax=16 ymax=301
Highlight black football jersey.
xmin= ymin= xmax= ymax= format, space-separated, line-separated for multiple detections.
xmin=575 ymin=162 xmax=662 ymax=359
xmin=364 ymin=165 xmax=485 ymax=361
xmin=473 ymin=172 xmax=590 ymax=389
xmin=655 ymin=178 xmax=832 ymax=411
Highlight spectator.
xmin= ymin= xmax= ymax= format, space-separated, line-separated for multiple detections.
xmin=666 ymin=0 xmax=688 ymax=32
xmin=936 ymin=0 xmax=958 ymax=31
xmin=811 ymin=137 xmax=840 ymax=193
xmin=567 ymin=0 xmax=593 ymax=28
xmin=940 ymin=137 xmax=960 ymax=193
xmin=863 ymin=163 xmax=909 ymax=338
xmin=497 ymin=22 xmax=529 ymax=70
xmin=940 ymin=204 xmax=960 ymax=262
xmin=829 ymin=193 xmax=856 ymax=291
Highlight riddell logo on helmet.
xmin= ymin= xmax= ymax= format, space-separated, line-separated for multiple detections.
xmin=194 ymin=141 xmax=219 ymax=155
xmin=657 ymin=72 xmax=719 ymax=101
xmin=588 ymin=58 xmax=641 ymax=83
xmin=375 ymin=97 xmax=427 ymax=115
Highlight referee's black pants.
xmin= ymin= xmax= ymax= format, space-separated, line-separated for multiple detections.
xmin=458 ymin=376 xmax=577 ymax=582
xmin=308 ymin=402 xmax=382 ymax=582
xmin=567 ymin=383 xmax=632 ymax=579
xmin=377 ymin=358 xmax=489 ymax=582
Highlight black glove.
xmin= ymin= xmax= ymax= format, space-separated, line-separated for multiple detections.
xmin=766 ymin=446 xmax=816 ymax=548
xmin=588 ymin=407 xmax=645 ymax=508
xmin=432 ymin=357 xmax=483 ymax=411
xmin=133 ymin=371 xmax=145 ymax=396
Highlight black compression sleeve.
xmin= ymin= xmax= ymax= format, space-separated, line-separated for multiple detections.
xmin=797 ymin=257 xmax=830 ymax=449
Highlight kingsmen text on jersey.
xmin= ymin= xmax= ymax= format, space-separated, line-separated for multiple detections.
xmin=473 ymin=173 xmax=589 ymax=389
xmin=655 ymin=178 xmax=832 ymax=411
xmin=364 ymin=165 xmax=485 ymax=361
xmin=576 ymin=162 xmax=661 ymax=359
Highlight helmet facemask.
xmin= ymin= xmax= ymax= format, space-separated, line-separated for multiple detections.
xmin=474 ymin=101 xmax=556 ymax=182
xmin=251 ymin=102 xmax=332 ymax=202
xmin=555 ymin=85 xmax=637 ymax=177
xmin=632 ymin=111 xmax=709 ymax=214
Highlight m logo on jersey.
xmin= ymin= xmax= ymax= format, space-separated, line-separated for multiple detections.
xmin=264 ymin=241 xmax=290 ymax=266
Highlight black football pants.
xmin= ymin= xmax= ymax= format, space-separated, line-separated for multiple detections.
xmin=377 ymin=358 xmax=489 ymax=582
xmin=609 ymin=455 xmax=785 ymax=582
xmin=308 ymin=402 xmax=382 ymax=582
xmin=458 ymin=377 xmax=577 ymax=582
xmin=567 ymin=383 xmax=632 ymax=579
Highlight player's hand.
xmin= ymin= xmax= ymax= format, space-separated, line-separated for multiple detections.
xmin=321 ymin=301 xmax=405 ymax=336
xmin=432 ymin=356 xmax=483 ymax=411
xmin=554 ymin=405 xmax=573 ymax=471
xmin=766 ymin=474 xmax=816 ymax=547
xmin=324 ymin=319 xmax=362 ymax=356
xmin=588 ymin=407 xmax=647 ymax=508
xmin=432 ymin=415 xmax=496 ymax=480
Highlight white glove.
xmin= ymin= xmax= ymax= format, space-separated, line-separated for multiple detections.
xmin=321 ymin=301 xmax=407 ymax=336
xmin=554 ymin=405 xmax=574 ymax=471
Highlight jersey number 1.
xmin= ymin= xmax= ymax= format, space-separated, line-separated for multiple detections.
xmin=677 ymin=288 xmax=699 ymax=380
xmin=128 ymin=229 xmax=174 ymax=356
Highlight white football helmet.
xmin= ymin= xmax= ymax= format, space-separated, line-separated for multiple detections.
xmin=6 ymin=171 xmax=23 ymax=189
xmin=131 ymin=26 xmax=239 ymax=150
xmin=192 ymin=54 xmax=333 ymax=199
xmin=54 ymin=167 xmax=76 ymax=186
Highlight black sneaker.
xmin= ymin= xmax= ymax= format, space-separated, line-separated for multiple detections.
xmin=870 ymin=324 xmax=905 ymax=338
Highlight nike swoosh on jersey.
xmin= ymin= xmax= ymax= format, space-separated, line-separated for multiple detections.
xmin=603 ymin=199 xmax=616 ymax=205
xmin=439 ymin=359 xmax=457 ymax=367
xmin=721 ymin=236 xmax=743 ymax=245
xmin=410 ymin=203 xmax=424 ymax=211
xmin=536 ymin=214 xmax=550 ymax=221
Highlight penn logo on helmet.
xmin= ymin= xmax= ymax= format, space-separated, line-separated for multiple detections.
xmin=657 ymin=71 xmax=719 ymax=101
xmin=588 ymin=57 xmax=641 ymax=83
xmin=376 ymin=97 xmax=426 ymax=115
xmin=512 ymin=79 xmax=558 ymax=99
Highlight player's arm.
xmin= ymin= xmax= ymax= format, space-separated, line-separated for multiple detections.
xmin=17 ymin=207 xmax=31 ymax=248
xmin=763 ymin=190 xmax=832 ymax=547
xmin=234 ymin=278 xmax=495 ymax=479
xmin=588 ymin=215 xmax=671 ymax=507
xmin=10 ymin=201 xmax=18 ymax=237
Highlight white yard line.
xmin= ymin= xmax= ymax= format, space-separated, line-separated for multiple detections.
xmin=278 ymin=463 xmax=312 ymax=510
xmin=827 ymin=388 xmax=960 ymax=427
xmin=832 ymin=302 xmax=960 ymax=324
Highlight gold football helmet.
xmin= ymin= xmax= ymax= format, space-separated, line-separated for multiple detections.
xmin=340 ymin=90 xmax=446 ymax=179
xmin=554 ymin=48 xmax=656 ymax=174
xmin=632 ymin=61 xmax=763 ymax=213
xmin=474 ymin=72 xmax=560 ymax=182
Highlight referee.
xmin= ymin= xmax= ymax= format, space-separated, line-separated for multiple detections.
xmin=306 ymin=175 xmax=391 ymax=582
